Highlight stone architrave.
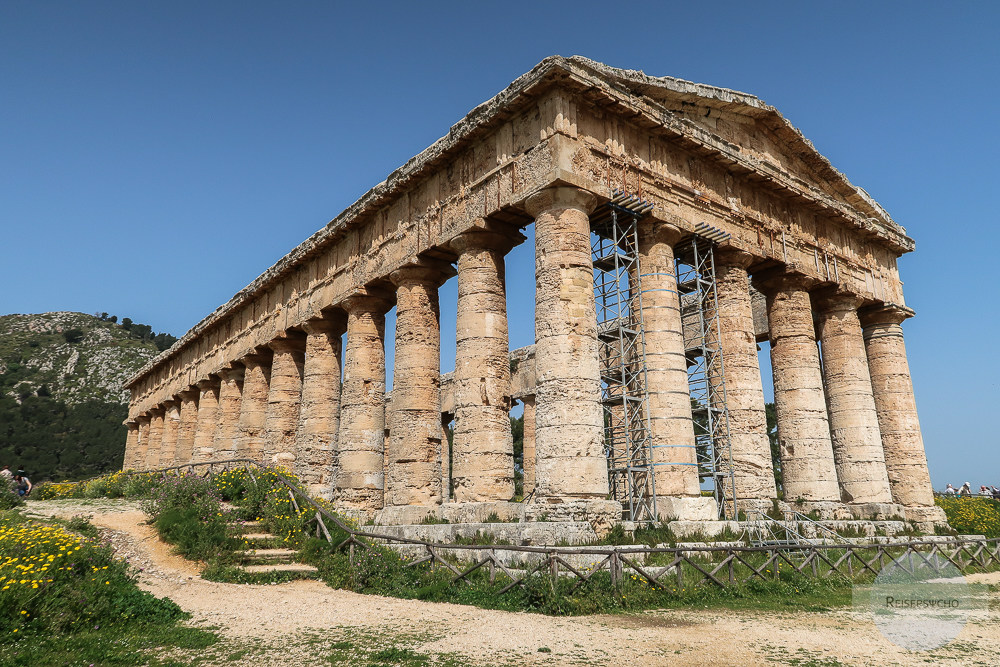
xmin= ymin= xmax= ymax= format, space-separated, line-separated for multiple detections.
xmin=637 ymin=222 xmax=702 ymax=501
xmin=450 ymin=229 xmax=517 ymax=502
xmin=237 ymin=354 xmax=272 ymax=462
xmin=860 ymin=305 xmax=942 ymax=519
xmin=713 ymin=249 xmax=777 ymax=506
xmin=335 ymin=294 xmax=390 ymax=510
xmin=174 ymin=390 xmax=199 ymax=464
xmin=145 ymin=409 xmax=165 ymax=470
xmin=521 ymin=395 xmax=536 ymax=496
xmin=296 ymin=316 xmax=346 ymax=499
xmin=386 ymin=266 xmax=447 ymax=507
xmin=526 ymin=187 xmax=608 ymax=500
xmin=214 ymin=367 xmax=244 ymax=460
xmin=124 ymin=421 xmax=139 ymax=469
xmin=264 ymin=335 xmax=305 ymax=467
xmin=192 ymin=378 xmax=221 ymax=463
xmin=816 ymin=292 xmax=894 ymax=505
xmin=754 ymin=272 xmax=841 ymax=504
xmin=159 ymin=400 xmax=181 ymax=467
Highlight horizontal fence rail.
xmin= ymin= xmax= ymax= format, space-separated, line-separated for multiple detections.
xmin=123 ymin=460 xmax=1000 ymax=594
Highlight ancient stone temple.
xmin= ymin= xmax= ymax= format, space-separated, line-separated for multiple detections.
xmin=123 ymin=57 xmax=945 ymax=529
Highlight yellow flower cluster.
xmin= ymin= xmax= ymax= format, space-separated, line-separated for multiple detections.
xmin=0 ymin=523 xmax=84 ymax=591
xmin=936 ymin=497 xmax=1000 ymax=538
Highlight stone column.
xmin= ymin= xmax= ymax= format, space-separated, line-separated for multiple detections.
xmin=335 ymin=294 xmax=390 ymax=511
xmin=860 ymin=305 xmax=945 ymax=523
xmin=192 ymin=378 xmax=221 ymax=463
xmin=214 ymin=367 xmax=244 ymax=460
xmin=441 ymin=413 xmax=452 ymax=501
xmin=146 ymin=409 xmax=165 ymax=469
xmin=521 ymin=395 xmax=536 ymax=496
xmin=451 ymin=230 xmax=516 ymax=502
xmin=296 ymin=316 xmax=346 ymax=499
xmin=237 ymin=353 xmax=271 ymax=462
xmin=159 ymin=400 xmax=180 ymax=467
xmin=754 ymin=271 xmax=844 ymax=516
xmin=123 ymin=421 xmax=139 ymax=470
xmin=174 ymin=389 xmax=199 ymax=464
xmin=638 ymin=222 xmax=714 ymax=520
xmin=714 ymin=249 xmax=776 ymax=509
xmin=526 ymin=187 xmax=608 ymax=501
xmin=265 ymin=335 xmax=305 ymax=467
xmin=135 ymin=416 xmax=151 ymax=470
xmin=815 ymin=292 xmax=895 ymax=514
xmin=385 ymin=266 xmax=446 ymax=507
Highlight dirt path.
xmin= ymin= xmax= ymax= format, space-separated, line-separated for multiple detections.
xmin=23 ymin=500 xmax=1000 ymax=666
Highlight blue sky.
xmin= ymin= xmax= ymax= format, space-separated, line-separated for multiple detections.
xmin=1 ymin=1 xmax=997 ymax=488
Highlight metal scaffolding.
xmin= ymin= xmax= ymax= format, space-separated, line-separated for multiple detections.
xmin=591 ymin=192 xmax=656 ymax=522
xmin=675 ymin=224 xmax=738 ymax=519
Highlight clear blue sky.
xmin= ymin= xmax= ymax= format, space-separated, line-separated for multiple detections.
xmin=2 ymin=1 xmax=997 ymax=489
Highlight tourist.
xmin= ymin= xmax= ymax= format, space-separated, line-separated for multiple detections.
xmin=959 ymin=481 xmax=972 ymax=497
xmin=944 ymin=484 xmax=957 ymax=496
xmin=12 ymin=473 xmax=31 ymax=497
xmin=980 ymin=485 xmax=992 ymax=496
xmin=992 ymin=486 xmax=1000 ymax=500
xmin=0 ymin=465 xmax=10 ymax=480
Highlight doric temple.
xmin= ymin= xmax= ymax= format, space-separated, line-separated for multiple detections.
xmin=122 ymin=57 xmax=945 ymax=530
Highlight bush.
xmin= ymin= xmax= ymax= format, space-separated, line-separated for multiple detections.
xmin=154 ymin=507 xmax=234 ymax=561
xmin=0 ymin=477 xmax=24 ymax=510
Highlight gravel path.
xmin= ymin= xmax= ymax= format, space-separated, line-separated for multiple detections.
xmin=22 ymin=499 xmax=1000 ymax=666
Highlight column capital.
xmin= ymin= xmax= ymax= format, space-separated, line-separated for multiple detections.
xmin=859 ymin=303 xmax=914 ymax=328
xmin=341 ymin=289 xmax=393 ymax=315
xmin=125 ymin=420 xmax=138 ymax=429
xmin=161 ymin=399 xmax=178 ymax=410
xmin=524 ymin=186 xmax=599 ymax=218
xmin=811 ymin=287 xmax=864 ymax=315
xmin=196 ymin=377 xmax=220 ymax=391
xmin=751 ymin=267 xmax=820 ymax=294
xmin=302 ymin=313 xmax=347 ymax=336
xmin=148 ymin=406 xmax=165 ymax=417
xmin=137 ymin=414 xmax=152 ymax=423
xmin=218 ymin=366 xmax=245 ymax=382
xmin=638 ymin=221 xmax=685 ymax=248
xmin=713 ymin=246 xmax=757 ymax=269
xmin=177 ymin=388 xmax=199 ymax=401
xmin=389 ymin=263 xmax=450 ymax=288
xmin=241 ymin=352 xmax=272 ymax=369
xmin=268 ymin=333 xmax=306 ymax=354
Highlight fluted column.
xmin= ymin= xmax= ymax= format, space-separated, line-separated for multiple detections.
xmin=638 ymin=223 xmax=702 ymax=501
xmin=237 ymin=353 xmax=271 ymax=461
xmin=526 ymin=187 xmax=608 ymax=500
xmin=136 ymin=416 xmax=152 ymax=469
xmin=860 ymin=305 xmax=943 ymax=521
xmin=816 ymin=292 xmax=894 ymax=507
xmin=174 ymin=390 xmax=199 ymax=464
xmin=123 ymin=421 xmax=139 ymax=470
xmin=192 ymin=378 xmax=221 ymax=463
xmin=265 ymin=335 xmax=305 ymax=467
xmin=146 ymin=408 xmax=165 ymax=469
xmin=296 ymin=316 xmax=346 ymax=499
xmin=521 ymin=395 xmax=536 ymax=496
xmin=335 ymin=293 xmax=390 ymax=510
xmin=214 ymin=367 xmax=244 ymax=460
xmin=753 ymin=271 xmax=842 ymax=507
xmin=386 ymin=266 xmax=447 ymax=507
xmin=158 ymin=400 xmax=180 ymax=466
xmin=714 ymin=249 xmax=776 ymax=507
xmin=451 ymin=230 xmax=516 ymax=502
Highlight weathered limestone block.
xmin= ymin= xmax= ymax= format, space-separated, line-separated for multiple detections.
xmin=386 ymin=266 xmax=446 ymax=507
xmin=714 ymin=249 xmax=776 ymax=505
xmin=145 ymin=408 xmax=164 ymax=470
xmin=192 ymin=378 xmax=220 ymax=463
xmin=296 ymin=316 xmax=345 ymax=499
xmin=237 ymin=354 xmax=271 ymax=461
xmin=451 ymin=229 xmax=517 ymax=502
xmin=335 ymin=294 xmax=390 ymax=510
xmin=174 ymin=390 xmax=199 ymax=465
xmin=754 ymin=272 xmax=841 ymax=504
xmin=214 ymin=367 xmax=244 ymax=460
xmin=158 ymin=400 xmax=180 ymax=467
xmin=815 ymin=292 xmax=893 ymax=505
xmin=124 ymin=421 xmax=139 ymax=469
xmin=860 ymin=305 xmax=944 ymax=521
xmin=522 ymin=395 xmax=536 ymax=496
xmin=636 ymin=222 xmax=702 ymax=503
xmin=264 ymin=335 xmax=305 ymax=467
xmin=527 ymin=187 xmax=608 ymax=500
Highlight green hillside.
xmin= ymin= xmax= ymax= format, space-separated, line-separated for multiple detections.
xmin=0 ymin=312 xmax=170 ymax=481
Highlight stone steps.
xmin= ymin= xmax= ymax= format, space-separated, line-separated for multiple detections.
xmin=223 ymin=520 xmax=318 ymax=579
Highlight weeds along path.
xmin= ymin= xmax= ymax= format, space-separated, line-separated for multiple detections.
xmin=22 ymin=499 xmax=1000 ymax=666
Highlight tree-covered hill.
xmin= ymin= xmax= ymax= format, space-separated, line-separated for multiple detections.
xmin=0 ymin=312 xmax=172 ymax=481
